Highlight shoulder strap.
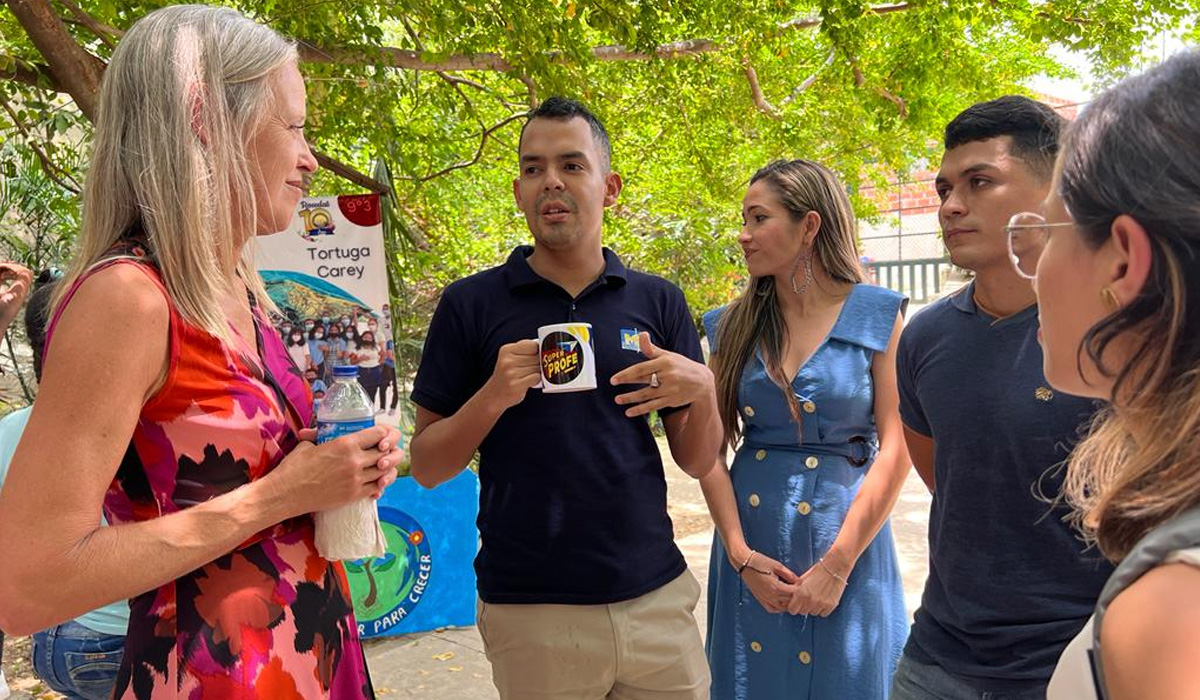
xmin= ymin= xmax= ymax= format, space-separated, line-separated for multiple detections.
xmin=1091 ymin=503 xmax=1200 ymax=698
xmin=828 ymin=284 xmax=908 ymax=352
xmin=44 ymin=242 xmax=170 ymax=367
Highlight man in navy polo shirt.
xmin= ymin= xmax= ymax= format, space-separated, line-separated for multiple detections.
xmin=409 ymin=97 xmax=721 ymax=700
xmin=889 ymin=97 xmax=1112 ymax=699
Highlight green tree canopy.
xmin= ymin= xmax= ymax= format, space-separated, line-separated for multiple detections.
xmin=1 ymin=0 xmax=1195 ymax=348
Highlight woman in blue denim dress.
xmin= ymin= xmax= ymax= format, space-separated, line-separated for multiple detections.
xmin=700 ymin=160 xmax=910 ymax=699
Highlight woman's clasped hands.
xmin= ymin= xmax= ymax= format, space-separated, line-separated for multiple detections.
xmin=263 ymin=425 xmax=404 ymax=519
xmin=740 ymin=550 xmax=848 ymax=618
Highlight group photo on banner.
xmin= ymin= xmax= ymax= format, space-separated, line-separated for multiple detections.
xmin=257 ymin=194 xmax=400 ymax=422
xmin=257 ymin=194 xmax=480 ymax=640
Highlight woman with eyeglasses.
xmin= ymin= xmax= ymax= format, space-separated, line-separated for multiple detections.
xmin=0 ymin=6 xmax=401 ymax=699
xmin=1007 ymin=51 xmax=1200 ymax=700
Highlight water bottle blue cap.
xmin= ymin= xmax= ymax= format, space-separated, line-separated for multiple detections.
xmin=332 ymin=365 xmax=359 ymax=377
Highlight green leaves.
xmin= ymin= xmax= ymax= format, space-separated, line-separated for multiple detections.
xmin=2 ymin=0 xmax=1197 ymax=373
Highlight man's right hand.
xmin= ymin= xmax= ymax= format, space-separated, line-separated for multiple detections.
xmin=482 ymin=339 xmax=542 ymax=411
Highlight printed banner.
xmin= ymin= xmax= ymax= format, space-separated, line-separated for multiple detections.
xmin=257 ymin=194 xmax=480 ymax=637
xmin=255 ymin=194 xmax=399 ymax=422
xmin=349 ymin=471 xmax=480 ymax=638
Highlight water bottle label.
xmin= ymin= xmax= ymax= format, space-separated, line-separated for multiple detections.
xmin=317 ymin=418 xmax=376 ymax=444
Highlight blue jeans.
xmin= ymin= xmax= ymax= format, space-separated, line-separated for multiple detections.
xmin=32 ymin=620 xmax=125 ymax=700
xmin=890 ymin=653 xmax=1047 ymax=700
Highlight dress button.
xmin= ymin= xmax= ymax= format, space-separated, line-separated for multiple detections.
xmin=750 ymin=641 xmax=762 ymax=653
xmin=805 ymin=456 xmax=819 ymax=469
xmin=755 ymin=449 xmax=767 ymax=461
xmin=799 ymin=651 xmax=812 ymax=664
xmin=797 ymin=501 xmax=812 ymax=515
xmin=744 ymin=406 xmax=756 ymax=418
xmin=802 ymin=400 xmax=816 ymax=414
xmin=749 ymin=494 xmax=761 ymax=507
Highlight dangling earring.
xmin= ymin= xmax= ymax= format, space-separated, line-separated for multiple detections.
xmin=1101 ymin=287 xmax=1121 ymax=311
xmin=791 ymin=248 xmax=814 ymax=295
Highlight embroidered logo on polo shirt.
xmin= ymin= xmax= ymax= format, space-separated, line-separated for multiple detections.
xmin=621 ymin=328 xmax=641 ymax=351
xmin=1035 ymin=387 xmax=1054 ymax=402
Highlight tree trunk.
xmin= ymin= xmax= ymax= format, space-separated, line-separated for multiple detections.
xmin=5 ymin=0 xmax=104 ymax=120
xmin=364 ymin=562 xmax=379 ymax=608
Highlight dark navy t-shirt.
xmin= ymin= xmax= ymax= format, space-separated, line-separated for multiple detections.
xmin=897 ymin=283 xmax=1112 ymax=687
xmin=411 ymin=245 xmax=700 ymax=605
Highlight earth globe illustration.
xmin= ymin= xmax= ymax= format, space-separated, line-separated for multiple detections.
xmin=344 ymin=507 xmax=430 ymax=625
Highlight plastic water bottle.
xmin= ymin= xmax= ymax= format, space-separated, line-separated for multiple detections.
xmin=317 ymin=365 xmax=375 ymax=442
xmin=313 ymin=365 xmax=387 ymax=560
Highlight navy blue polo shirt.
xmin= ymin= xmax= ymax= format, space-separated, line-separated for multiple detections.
xmin=411 ymin=245 xmax=700 ymax=605
xmin=897 ymin=283 xmax=1113 ymax=688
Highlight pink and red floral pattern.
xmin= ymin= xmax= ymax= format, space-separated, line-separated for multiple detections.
xmin=47 ymin=241 xmax=373 ymax=699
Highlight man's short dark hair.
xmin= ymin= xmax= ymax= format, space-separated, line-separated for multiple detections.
xmin=944 ymin=95 xmax=1065 ymax=180
xmin=520 ymin=97 xmax=612 ymax=170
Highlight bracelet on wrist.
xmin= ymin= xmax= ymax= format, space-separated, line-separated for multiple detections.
xmin=736 ymin=549 xmax=757 ymax=575
xmin=818 ymin=556 xmax=849 ymax=586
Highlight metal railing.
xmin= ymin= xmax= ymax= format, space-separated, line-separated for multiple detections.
xmin=866 ymin=257 xmax=951 ymax=303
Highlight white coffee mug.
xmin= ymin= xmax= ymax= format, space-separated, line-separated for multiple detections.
xmin=536 ymin=322 xmax=597 ymax=393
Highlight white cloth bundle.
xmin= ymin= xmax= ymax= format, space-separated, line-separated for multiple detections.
xmin=314 ymin=497 xmax=387 ymax=560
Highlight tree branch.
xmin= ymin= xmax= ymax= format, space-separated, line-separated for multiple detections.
xmin=5 ymin=0 xmax=105 ymax=120
xmin=781 ymin=3 xmax=909 ymax=30
xmin=518 ymin=74 xmax=537 ymax=108
xmin=876 ymin=86 xmax=908 ymax=117
xmin=0 ymin=97 xmax=82 ymax=193
xmin=313 ymin=151 xmax=391 ymax=194
xmin=849 ymin=58 xmax=907 ymax=118
xmin=401 ymin=112 xmax=527 ymax=182
xmin=437 ymin=73 xmax=487 ymax=90
xmin=781 ymin=51 xmax=835 ymax=106
xmin=0 ymin=53 xmax=62 ymax=91
xmin=55 ymin=0 xmax=123 ymax=46
xmin=295 ymin=3 xmax=911 ymax=73
xmin=298 ymin=43 xmax=513 ymax=72
xmin=4 ymin=3 xmax=914 ymax=90
xmin=591 ymin=38 xmax=720 ymax=61
xmin=742 ymin=59 xmax=781 ymax=119
xmin=404 ymin=19 xmax=493 ymax=101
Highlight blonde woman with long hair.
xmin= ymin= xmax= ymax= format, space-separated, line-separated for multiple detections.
xmin=0 ymin=6 xmax=401 ymax=698
xmin=700 ymin=160 xmax=910 ymax=699
xmin=1003 ymin=50 xmax=1200 ymax=700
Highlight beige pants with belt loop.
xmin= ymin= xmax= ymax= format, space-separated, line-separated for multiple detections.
xmin=477 ymin=570 xmax=711 ymax=700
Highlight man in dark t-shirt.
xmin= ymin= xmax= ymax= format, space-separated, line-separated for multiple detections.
xmin=409 ymin=97 xmax=721 ymax=700
xmin=890 ymin=97 xmax=1112 ymax=699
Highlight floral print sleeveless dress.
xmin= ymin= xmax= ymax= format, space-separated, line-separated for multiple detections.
xmin=47 ymin=242 xmax=375 ymax=699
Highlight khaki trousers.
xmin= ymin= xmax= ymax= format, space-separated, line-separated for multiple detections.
xmin=477 ymin=570 xmax=710 ymax=700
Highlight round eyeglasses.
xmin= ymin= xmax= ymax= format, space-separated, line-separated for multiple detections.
xmin=1005 ymin=212 xmax=1074 ymax=280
